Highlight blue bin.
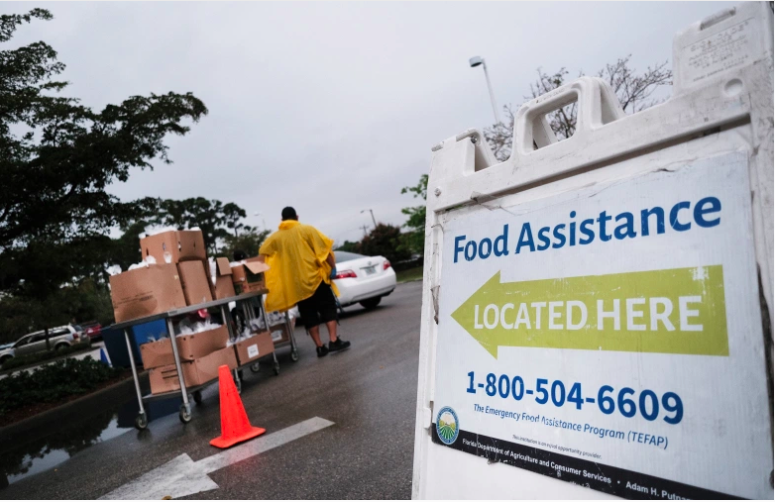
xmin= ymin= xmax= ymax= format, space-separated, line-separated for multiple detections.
xmin=103 ymin=319 xmax=169 ymax=369
xmin=102 ymin=326 xmax=132 ymax=369
xmin=131 ymin=319 xmax=168 ymax=347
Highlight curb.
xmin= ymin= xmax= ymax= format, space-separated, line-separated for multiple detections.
xmin=0 ymin=369 xmax=148 ymax=444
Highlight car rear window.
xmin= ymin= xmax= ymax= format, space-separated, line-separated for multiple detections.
xmin=335 ymin=251 xmax=366 ymax=263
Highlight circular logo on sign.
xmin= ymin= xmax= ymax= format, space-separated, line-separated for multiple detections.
xmin=436 ymin=406 xmax=459 ymax=445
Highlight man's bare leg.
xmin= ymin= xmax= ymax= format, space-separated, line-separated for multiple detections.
xmin=308 ymin=325 xmax=324 ymax=347
xmin=325 ymin=320 xmax=338 ymax=343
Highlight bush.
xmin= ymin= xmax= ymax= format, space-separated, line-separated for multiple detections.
xmin=0 ymin=357 xmax=122 ymax=417
xmin=1 ymin=340 xmax=92 ymax=371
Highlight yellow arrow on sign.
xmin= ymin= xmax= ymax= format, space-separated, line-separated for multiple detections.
xmin=451 ymin=266 xmax=728 ymax=358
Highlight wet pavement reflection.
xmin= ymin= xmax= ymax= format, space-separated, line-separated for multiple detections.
xmin=0 ymin=397 xmax=181 ymax=489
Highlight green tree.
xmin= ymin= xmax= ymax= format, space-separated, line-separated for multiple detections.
xmin=156 ymin=198 xmax=232 ymax=254
xmin=484 ymin=57 xmax=672 ymax=161
xmin=219 ymin=227 xmax=270 ymax=260
xmin=399 ymin=174 xmax=428 ymax=255
xmin=0 ymin=9 xmax=207 ymax=338
xmin=335 ymin=240 xmax=361 ymax=253
xmin=0 ymin=279 xmax=115 ymax=344
xmin=359 ymin=223 xmax=410 ymax=265
xmin=132 ymin=197 xmax=252 ymax=255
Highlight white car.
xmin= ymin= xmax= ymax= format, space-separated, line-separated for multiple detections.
xmin=333 ymin=251 xmax=396 ymax=309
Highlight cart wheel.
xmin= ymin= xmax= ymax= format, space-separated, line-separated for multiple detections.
xmin=134 ymin=413 xmax=148 ymax=430
xmin=193 ymin=390 xmax=203 ymax=404
xmin=273 ymin=363 xmax=280 ymax=376
xmin=236 ymin=378 xmax=243 ymax=394
xmin=249 ymin=362 xmax=260 ymax=373
xmin=290 ymin=349 xmax=300 ymax=362
xmin=179 ymin=405 xmax=192 ymax=424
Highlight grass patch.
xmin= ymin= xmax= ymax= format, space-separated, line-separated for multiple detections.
xmin=1 ymin=340 xmax=92 ymax=371
xmin=0 ymin=357 xmax=123 ymax=418
xmin=396 ymin=266 xmax=423 ymax=283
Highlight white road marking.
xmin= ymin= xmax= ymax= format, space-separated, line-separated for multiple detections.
xmin=99 ymin=417 xmax=334 ymax=500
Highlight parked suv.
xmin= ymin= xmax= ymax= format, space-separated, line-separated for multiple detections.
xmin=0 ymin=325 xmax=88 ymax=365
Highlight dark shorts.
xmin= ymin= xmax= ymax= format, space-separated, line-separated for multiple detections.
xmin=297 ymin=282 xmax=338 ymax=330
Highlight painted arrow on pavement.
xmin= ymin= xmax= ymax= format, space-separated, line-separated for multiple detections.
xmin=100 ymin=417 xmax=334 ymax=500
xmin=451 ymin=266 xmax=727 ymax=358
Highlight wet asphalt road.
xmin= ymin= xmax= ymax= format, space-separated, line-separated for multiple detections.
xmin=1 ymin=281 xmax=423 ymax=500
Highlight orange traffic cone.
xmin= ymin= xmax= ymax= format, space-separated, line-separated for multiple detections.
xmin=210 ymin=365 xmax=266 ymax=449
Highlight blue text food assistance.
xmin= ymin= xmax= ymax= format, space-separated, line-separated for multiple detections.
xmin=453 ymin=196 xmax=721 ymax=263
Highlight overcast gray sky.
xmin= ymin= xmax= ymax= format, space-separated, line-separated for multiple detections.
xmin=5 ymin=2 xmax=735 ymax=245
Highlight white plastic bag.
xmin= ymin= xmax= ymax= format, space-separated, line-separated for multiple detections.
xmin=127 ymin=255 xmax=158 ymax=270
xmin=176 ymin=319 xmax=221 ymax=336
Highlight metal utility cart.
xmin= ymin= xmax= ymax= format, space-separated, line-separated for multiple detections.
xmin=231 ymin=299 xmax=299 ymax=366
xmin=113 ymin=289 xmax=279 ymax=430
xmin=267 ymin=311 xmax=299 ymax=363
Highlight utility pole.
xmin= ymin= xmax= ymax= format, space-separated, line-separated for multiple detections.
xmin=360 ymin=224 xmax=371 ymax=237
xmin=361 ymin=209 xmax=377 ymax=229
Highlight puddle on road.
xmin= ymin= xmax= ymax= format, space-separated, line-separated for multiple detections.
xmin=0 ymin=397 xmax=180 ymax=489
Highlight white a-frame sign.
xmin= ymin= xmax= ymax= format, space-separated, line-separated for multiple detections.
xmin=413 ymin=3 xmax=773 ymax=499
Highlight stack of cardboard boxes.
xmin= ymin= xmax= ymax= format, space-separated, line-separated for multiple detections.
xmin=212 ymin=257 xmax=237 ymax=299
xmin=229 ymin=255 xmax=274 ymax=369
xmin=210 ymin=256 xmax=269 ymax=298
xmin=109 ymin=230 xmax=212 ymax=323
xmin=107 ymin=229 xmax=275 ymax=395
xmin=141 ymin=324 xmax=237 ymax=394
xmin=222 ymin=257 xmax=273 ymax=369
xmin=229 ymin=257 xmax=269 ymax=295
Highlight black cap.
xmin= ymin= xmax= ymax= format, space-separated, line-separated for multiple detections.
xmin=281 ymin=207 xmax=297 ymax=220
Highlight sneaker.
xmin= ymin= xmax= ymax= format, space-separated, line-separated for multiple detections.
xmin=328 ymin=338 xmax=351 ymax=352
xmin=316 ymin=345 xmax=329 ymax=358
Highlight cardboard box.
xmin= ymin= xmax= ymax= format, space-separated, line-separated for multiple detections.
xmin=140 ymin=229 xmax=207 ymax=265
xmin=268 ymin=323 xmax=290 ymax=344
xmin=213 ymin=257 xmax=236 ymax=299
xmin=232 ymin=259 xmax=269 ymax=294
xmin=140 ymin=325 xmax=230 ymax=369
xmin=233 ymin=331 xmax=274 ymax=366
xmin=178 ymin=260 xmax=213 ymax=306
xmin=109 ymin=264 xmax=187 ymax=323
xmin=148 ymin=345 xmax=237 ymax=394
xmin=214 ymin=275 xmax=236 ymax=299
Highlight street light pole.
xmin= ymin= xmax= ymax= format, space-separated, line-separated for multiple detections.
xmin=361 ymin=209 xmax=377 ymax=229
xmin=469 ymin=55 xmax=500 ymax=124
xmin=253 ymin=212 xmax=267 ymax=230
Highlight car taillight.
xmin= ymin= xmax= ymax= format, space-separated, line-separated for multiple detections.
xmin=335 ymin=270 xmax=357 ymax=279
xmin=383 ymin=260 xmax=391 ymax=270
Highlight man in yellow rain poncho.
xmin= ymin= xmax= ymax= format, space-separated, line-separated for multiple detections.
xmin=258 ymin=207 xmax=351 ymax=358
